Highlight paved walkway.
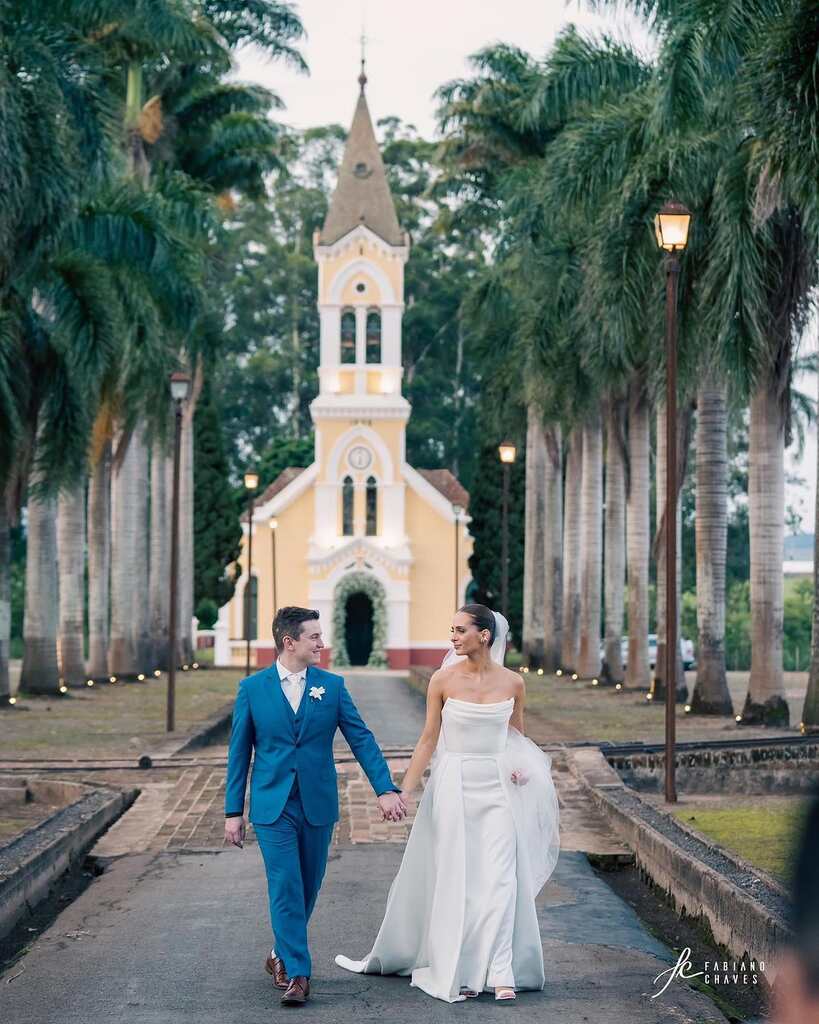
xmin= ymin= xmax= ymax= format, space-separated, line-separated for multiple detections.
xmin=1 ymin=671 xmax=728 ymax=1023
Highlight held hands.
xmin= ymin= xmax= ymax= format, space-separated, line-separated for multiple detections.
xmin=511 ymin=770 xmax=529 ymax=786
xmin=378 ymin=791 xmax=408 ymax=822
xmin=224 ymin=816 xmax=246 ymax=848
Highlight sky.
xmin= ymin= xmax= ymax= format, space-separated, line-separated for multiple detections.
xmin=237 ymin=1 xmax=817 ymax=532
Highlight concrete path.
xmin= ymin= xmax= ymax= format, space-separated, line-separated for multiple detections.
xmin=0 ymin=671 xmax=728 ymax=1023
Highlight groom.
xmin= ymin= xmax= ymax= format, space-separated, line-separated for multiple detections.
xmin=224 ymin=606 xmax=406 ymax=1007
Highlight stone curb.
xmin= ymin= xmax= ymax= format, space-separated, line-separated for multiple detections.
xmin=568 ymin=747 xmax=792 ymax=981
xmin=0 ymin=782 xmax=138 ymax=941
xmin=140 ymin=701 xmax=235 ymax=764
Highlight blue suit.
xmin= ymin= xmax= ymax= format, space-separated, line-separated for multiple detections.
xmin=224 ymin=664 xmax=398 ymax=977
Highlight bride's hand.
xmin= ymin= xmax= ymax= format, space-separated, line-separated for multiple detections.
xmin=511 ymin=770 xmax=529 ymax=786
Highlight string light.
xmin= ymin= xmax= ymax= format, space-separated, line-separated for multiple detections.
xmin=684 ymin=704 xmax=692 ymax=713
xmin=591 ymin=679 xmax=599 ymax=686
xmin=537 ymin=668 xmax=544 ymax=676
xmin=137 ymin=674 xmax=145 ymax=681
xmin=571 ymin=672 xmax=578 ymax=681
xmin=86 ymin=679 xmax=95 ymax=687
xmin=8 ymin=696 xmax=17 ymax=705
xmin=153 ymin=670 xmax=161 ymax=678
xmin=735 ymin=715 xmax=742 ymax=723
xmin=646 ymin=692 xmax=653 ymax=701
xmin=109 ymin=675 xmax=117 ymax=683
xmin=615 ymin=682 xmax=622 ymax=691
xmin=555 ymin=668 xmax=563 ymax=677
xmin=59 ymin=685 xmax=68 ymax=694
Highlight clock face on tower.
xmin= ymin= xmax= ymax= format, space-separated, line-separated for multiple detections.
xmin=348 ymin=445 xmax=372 ymax=471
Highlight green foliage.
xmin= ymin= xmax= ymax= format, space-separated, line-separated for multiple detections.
xmin=466 ymin=423 xmax=526 ymax=647
xmin=257 ymin=435 xmax=315 ymax=492
xmin=193 ymin=381 xmax=242 ymax=608
xmin=784 ymin=577 xmax=813 ymax=671
xmin=195 ymin=597 xmax=219 ymax=629
xmin=330 ymin=572 xmax=388 ymax=668
xmin=725 ymin=581 xmax=751 ymax=670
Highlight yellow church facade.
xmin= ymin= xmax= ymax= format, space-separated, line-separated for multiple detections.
xmin=219 ymin=71 xmax=473 ymax=670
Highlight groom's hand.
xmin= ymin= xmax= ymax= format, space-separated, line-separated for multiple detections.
xmin=224 ymin=816 xmax=246 ymax=848
xmin=377 ymin=792 xmax=406 ymax=822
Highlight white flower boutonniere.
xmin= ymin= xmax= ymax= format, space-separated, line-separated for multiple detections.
xmin=309 ymin=685 xmax=326 ymax=701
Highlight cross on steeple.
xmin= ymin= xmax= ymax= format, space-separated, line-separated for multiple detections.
xmin=358 ymin=28 xmax=368 ymax=91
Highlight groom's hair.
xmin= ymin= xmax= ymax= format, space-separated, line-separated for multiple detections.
xmin=273 ymin=606 xmax=320 ymax=648
xmin=459 ymin=603 xmax=496 ymax=643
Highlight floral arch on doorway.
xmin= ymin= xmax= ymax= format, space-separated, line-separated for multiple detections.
xmin=331 ymin=571 xmax=388 ymax=668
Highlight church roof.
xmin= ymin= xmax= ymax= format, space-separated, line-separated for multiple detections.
xmin=244 ymin=466 xmax=306 ymax=520
xmin=319 ymin=76 xmax=403 ymax=247
xmin=417 ymin=469 xmax=470 ymax=509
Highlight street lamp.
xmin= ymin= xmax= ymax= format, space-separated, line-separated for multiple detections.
xmin=269 ymin=517 xmax=278 ymax=620
xmin=166 ymin=370 xmax=191 ymax=733
xmin=452 ymin=504 xmax=463 ymax=611
xmin=243 ymin=471 xmax=259 ymax=677
xmin=654 ymin=199 xmax=691 ymax=804
xmin=498 ymin=441 xmax=517 ymax=620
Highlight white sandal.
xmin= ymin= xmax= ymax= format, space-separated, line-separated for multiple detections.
xmin=460 ymin=987 xmax=479 ymax=998
xmin=495 ymin=987 xmax=516 ymax=1001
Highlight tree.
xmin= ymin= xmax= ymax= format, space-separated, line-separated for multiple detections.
xmin=194 ymin=381 xmax=242 ymax=610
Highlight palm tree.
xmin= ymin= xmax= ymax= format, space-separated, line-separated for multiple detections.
xmin=87 ymin=438 xmax=112 ymax=679
xmin=690 ymin=382 xmax=733 ymax=714
xmin=602 ymin=396 xmax=626 ymax=684
xmin=20 ymin=478 xmax=60 ymax=695
xmin=626 ymin=378 xmax=652 ymax=689
xmin=57 ymin=483 xmax=86 ymax=685
xmin=542 ymin=422 xmax=563 ymax=672
xmin=149 ymin=434 xmax=171 ymax=669
xmin=0 ymin=499 xmax=12 ymax=702
xmin=562 ymin=428 xmax=583 ymax=671
xmin=522 ymin=405 xmax=547 ymax=667
xmin=578 ymin=413 xmax=603 ymax=677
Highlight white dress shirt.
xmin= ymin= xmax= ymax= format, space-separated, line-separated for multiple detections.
xmin=276 ymin=659 xmax=306 ymax=713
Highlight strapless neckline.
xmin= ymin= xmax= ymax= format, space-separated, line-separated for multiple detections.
xmin=445 ymin=697 xmax=515 ymax=707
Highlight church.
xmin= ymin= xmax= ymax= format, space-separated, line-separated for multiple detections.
xmin=219 ymin=68 xmax=473 ymax=670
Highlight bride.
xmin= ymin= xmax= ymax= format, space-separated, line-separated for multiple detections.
xmin=335 ymin=603 xmax=560 ymax=1003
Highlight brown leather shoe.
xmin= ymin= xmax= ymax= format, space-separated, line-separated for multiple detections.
xmin=264 ymin=955 xmax=289 ymax=990
xmin=281 ymin=976 xmax=310 ymax=1006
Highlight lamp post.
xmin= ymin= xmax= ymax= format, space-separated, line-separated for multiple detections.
xmin=654 ymin=199 xmax=692 ymax=804
xmin=498 ymin=441 xmax=517 ymax=620
xmin=452 ymin=504 xmax=463 ymax=611
xmin=167 ymin=371 xmax=191 ymax=733
xmin=243 ymin=471 xmax=259 ymax=677
xmin=269 ymin=517 xmax=278 ymax=620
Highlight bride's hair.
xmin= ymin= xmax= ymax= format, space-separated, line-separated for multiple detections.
xmin=459 ymin=603 xmax=496 ymax=643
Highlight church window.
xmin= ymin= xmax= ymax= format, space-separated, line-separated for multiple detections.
xmin=366 ymin=476 xmax=378 ymax=535
xmin=243 ymin=575 xmax=258 ymax=641
xmin=342 ymin=475 xmax=354 ymax=535
xmin=341 ymin=308 xmax=356 ymax=363
xmin=366 ymin=309 xmax=381 ymax=363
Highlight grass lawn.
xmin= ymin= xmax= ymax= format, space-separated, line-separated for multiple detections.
xmin=519 ymin=670 xmax=806 ymax=745
xmin=2 ymin=663 xmax=242 ymax=760
xmin=670 ymin=795 xmax=809 ymax=883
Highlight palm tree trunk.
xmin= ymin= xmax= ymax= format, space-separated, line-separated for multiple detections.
xmin=743 ymin=378 xmax=788 ymax=725
xmin=57 ymin=482 xmax=86 ymax=685
xmin=603 ymin=398 xmax=625 ymax=684
xmin=543 ymin=422 xmax=563 ymax=672
xmin=690 ymin=382 xmax=732 ymax=715
xmin=578 ymin=413 xmax=602 ymax=678
xmin=522 ymin=404 xmax=546 ymax=668
xmin=109 ymin=427 xmax=149 ymax=675
xmin=626 ymin=382 xmax=651 ymax=689
xmin=149 ymin=436 xmax=172 ymax=670
xmin=87 ymin=442 xmax=111 ymax=678
xmin=0 ymin=500 xmax=11 ymax=701
xmin=20 ymin=478 xmax=59 ymax=694
xmin=178 ymin=402 xmax=195 ymax=664
xmin=804 ymin=364 xmax=819 ymax=729
xmin=653 ymin=403 xmax=687 ymax=702
xmin=561 ymin=427 xmax=582 ymax=670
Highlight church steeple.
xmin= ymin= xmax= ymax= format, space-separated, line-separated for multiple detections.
xmin=319 ymin=69 xmax=403 ymax=247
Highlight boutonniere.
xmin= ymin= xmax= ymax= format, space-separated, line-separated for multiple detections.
xmin=309 ymin=686 xmax=325 ymax=701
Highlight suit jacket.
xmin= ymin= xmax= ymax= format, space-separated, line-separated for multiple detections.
xmin=224 ymin=664 xmax=398 ymax=826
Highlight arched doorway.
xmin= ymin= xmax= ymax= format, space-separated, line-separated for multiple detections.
xmin=345 ymin=592 xmax=374 ymax=665
xmin=331 ymin=571 xmax=388 ymax=668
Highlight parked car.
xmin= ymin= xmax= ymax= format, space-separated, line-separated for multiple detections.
xmin=599 ymin=634 xmax=695 ymax=670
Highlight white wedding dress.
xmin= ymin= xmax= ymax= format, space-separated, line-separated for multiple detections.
xmin=335 ymin=695 xmax=560 ymax=1002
